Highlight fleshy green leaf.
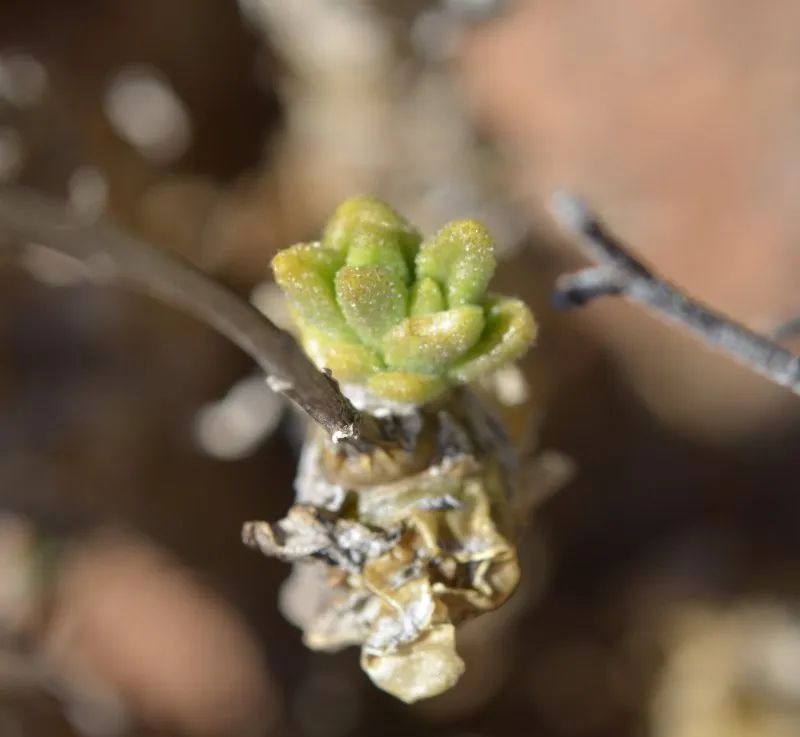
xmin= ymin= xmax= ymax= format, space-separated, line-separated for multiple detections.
xmin=301 ymin=328 xmax=384 ymax=382
xmin=416 ymin=220 xmax=495 ymax=307
xmin=346 ymin=224 xmax=410 ymax=284
xmin=449 ymin=297 xmax=536 ymax=383
xmin=271 ymin=199 xmax=536 ymax=403
xmin=367 ymin=372 xmax=448 ymax=403
xmin=382 ymin=306 xmax=484 ymax=374
xmin=409 ymin=277 xmax=445 ymax=316
xmin=322 ymin=196 xmax=421 ymax=270
xmin=335 ymin=266 xmax=408 ymax=350
xmin=271 ymin=243 xmax=352 ymax=339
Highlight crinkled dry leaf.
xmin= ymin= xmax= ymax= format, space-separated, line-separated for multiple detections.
xmin=244 ymin=397 xmax=530 ymax=703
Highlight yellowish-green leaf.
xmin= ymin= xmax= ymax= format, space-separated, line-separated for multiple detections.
xmin=272 ymin=243 xmax=354 ymax=339
xmin=322 ymin=196 xmax=421 ymax=269
xmin=367 ymin=372 xmax=448 ymax=403
xmin=449 ymin=297 xmax=536 ymax=383
xmin=335 ymin=266 xmax=408 ymax=350
xmin=271 ymin=243 xmax=352 ymax=339
xmin=409 ymin=277 xmax=445 ymax=316
xmin=346 ymin=223 xmax=410 ymax=284
xmin=300 ymin=327 xmax=384 ymax=382
xmin=416 ymin=220 xmax=495 ymax=307
xmin=383 ymin=306 xmax=484 ymax=373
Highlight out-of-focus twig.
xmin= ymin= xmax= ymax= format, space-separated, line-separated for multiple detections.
xmin=551 ymin=191 xmax=800 ymax=396
xmin=0 ymin=185 xmax=392 ymax=451
xmin=772 ymin=316 xmax=800 ymax=343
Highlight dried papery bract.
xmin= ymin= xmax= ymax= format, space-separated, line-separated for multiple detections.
xmin=246 ymin=197 xmax=543 ymax=702
xmin=244 ymin=400 xmax=525 ymax=702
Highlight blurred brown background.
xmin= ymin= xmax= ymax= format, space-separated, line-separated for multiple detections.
xmin=3 ymin=1 xmax=800 ymax=736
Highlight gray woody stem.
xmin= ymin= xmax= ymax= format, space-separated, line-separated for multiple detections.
xmin=551 ymin=191 xmax=800 ymax=395
xmin=0 ymin=185 xmax=389 ymax=451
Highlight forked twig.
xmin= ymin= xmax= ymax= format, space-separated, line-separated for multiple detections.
xmin=551 ymin=191 xmax=800 ymax=395
xmin=0 ymin=185 xmax=391 ymax=451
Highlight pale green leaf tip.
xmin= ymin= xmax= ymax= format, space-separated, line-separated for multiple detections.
xmin=335 ymin=265 xmax=407 ymax=350
xmin=449 ymin=297 xmax=537 ymax=383
xmin=382 ymin=306 xmax=485 ymax=374
xmin=416 ymin=219 xmax=496 ymax=307
xmin=409 ymin=277 xmax=445 ymax=316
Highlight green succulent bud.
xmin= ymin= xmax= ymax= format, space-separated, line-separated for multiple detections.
xmin=272 ymin=196 xmax=536 ymax=403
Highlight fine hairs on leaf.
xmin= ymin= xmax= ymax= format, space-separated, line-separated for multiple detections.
xmin=272 ymin=196 xmax=536 ymax=404
xmin=551 ymin=191 xmax=800 ymax=396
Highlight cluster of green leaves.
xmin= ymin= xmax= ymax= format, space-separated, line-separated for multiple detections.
xmin=272 ymin=197 xmax=535 ymax=403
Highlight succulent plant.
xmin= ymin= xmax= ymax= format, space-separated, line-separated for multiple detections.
xmin=272 ymin=196 xmax=536 ymax=403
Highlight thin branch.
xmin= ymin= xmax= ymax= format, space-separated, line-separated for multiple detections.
xmin=772 ymin=316 xmax=800 ymax=343
xmin=551 ymin=191 xmax=800 ymax=395
xmin=0 ymin=185 xmax=391 ymax=451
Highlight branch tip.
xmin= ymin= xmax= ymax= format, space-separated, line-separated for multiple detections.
xmin=553 ymin=193 xmax=800 ymax=401
xmin=550 ymin=190 xmax=593 ymax=234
